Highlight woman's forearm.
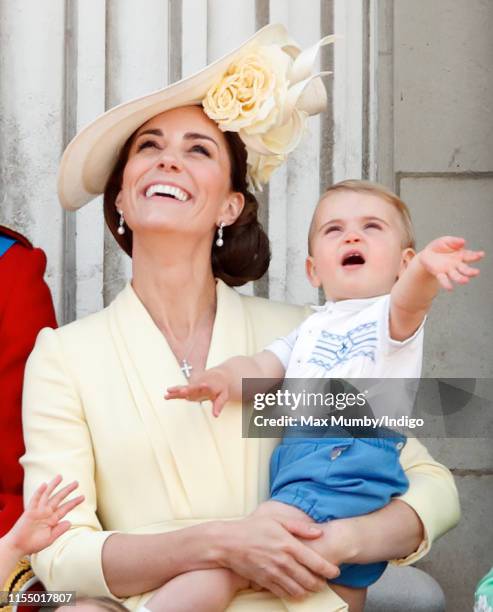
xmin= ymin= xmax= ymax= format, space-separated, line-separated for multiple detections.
xmin=102 ymin=522 xmax=222 ymax=598
xmin=314 ymin=499 xmax=424 ymax=566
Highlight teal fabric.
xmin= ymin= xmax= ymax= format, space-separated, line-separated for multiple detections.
xmin=0 ymin=234 xmax=16 ymax=257
xmin=475 ymin=567 xmax=493 ymax=612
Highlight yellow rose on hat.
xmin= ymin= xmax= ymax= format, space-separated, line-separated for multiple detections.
xmin=203 ymin=44 xmax=290 ymax=135
xmin=203 ymin=34 xmax=334 ymax=190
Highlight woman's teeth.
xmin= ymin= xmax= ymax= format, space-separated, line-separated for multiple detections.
xmin=145 ymin=184 xmax=189 ymax=202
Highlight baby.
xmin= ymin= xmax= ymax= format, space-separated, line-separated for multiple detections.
xmin=155 ymin=180 xmax=484 ymax=612
xmin=0 ymin=475 xmax=83 ymax=593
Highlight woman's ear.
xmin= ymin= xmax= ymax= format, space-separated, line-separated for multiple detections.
xmin=115 ymin=191 xmax=123 ymax=212
xmin=398 ymin=247 xmax=416 ymax=277
xmin=219 ymin=192 xmax=245 ymax=226
xmin=306 ymin=256 xmax=321 ymax=288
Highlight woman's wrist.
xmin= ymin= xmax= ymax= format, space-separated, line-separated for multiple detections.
xmin=319 ymin=500 xmax=424 ymax=566
xmin=206 ymin=519 xmax=241 ymax=569
xmin=317 ymin=518 xmax=361 ymax=565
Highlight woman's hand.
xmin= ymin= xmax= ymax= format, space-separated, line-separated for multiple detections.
xmin=213 ymin=516 xmax=340 ymax=600
xmin=303 ymin=499 xmax=425 ymax=567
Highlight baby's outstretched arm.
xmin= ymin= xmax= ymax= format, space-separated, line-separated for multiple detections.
xmin=0 ymin=475 xmax=83 ymax=585
xmin=391 ymin=236 xmax=484 ymax=341
xmin=166 ymin=351 xmax=285 ymax=417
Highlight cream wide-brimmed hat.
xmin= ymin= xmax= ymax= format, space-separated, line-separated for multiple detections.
xmin=58 ymin=24 xmax=334 ymax=211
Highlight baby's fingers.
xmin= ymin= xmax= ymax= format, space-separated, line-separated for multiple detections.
xmin=457 ymin=262 xmax=481 ymax=278
xmin=165 ymin=385 xmax=192 ymax=399
xmin=53 ymin=495 xmax=85 ymax=521
xmin=48 ymin=481 xmax=79 ymax=509
xmin=441 ymin=236 xmax=466 ymax=250
xmin=40 ymin=475 xmax=63 ymax=506
xmin=48 ymin=521 xmax=71 ymax=543
xmin=461 ymin=249 xmax=485 ymax=263
xmin=447 ymin=268 xmax=470 ymax=285
xmin=27 ymin=482 xmax=48 ymax=511
xmin=212 ymin=391 xmax=229 ymax=418
xmin=437 ymin=272 xmax=453 ymax=291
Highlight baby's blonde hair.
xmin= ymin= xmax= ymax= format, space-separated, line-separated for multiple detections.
xmin=308 ymin=179 xmax=416 ymax=254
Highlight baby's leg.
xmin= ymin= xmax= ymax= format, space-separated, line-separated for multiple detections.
xmin=144 ymin=568 xmax=249 ymax=612
xmin=328 ymin=583 xmax=367 ymax=612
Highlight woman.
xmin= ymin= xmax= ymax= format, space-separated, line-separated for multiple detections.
xmin=21 ymin=24 xmax=459 ymax=611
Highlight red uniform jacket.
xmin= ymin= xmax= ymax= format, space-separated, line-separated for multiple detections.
xmin=0 ymin=226 xmax=57 ymax=536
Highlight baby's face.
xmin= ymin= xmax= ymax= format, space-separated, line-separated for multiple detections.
xmin=307 ymin=191 xmax=413 ymax=301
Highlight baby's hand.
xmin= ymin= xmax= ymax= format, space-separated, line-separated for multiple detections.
xmin=166 ymin=368 xmax=230 ymax=417
xmin=4 ymin=476 xmax=84 ymax=557
xmin=418 ymin=236 xmax=484 ymax=291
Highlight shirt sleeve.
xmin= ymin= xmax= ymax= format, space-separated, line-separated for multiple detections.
xmin=21 ymin=328 xmax=117 ymax=597
xmin=390 ymin=437 xmax=460 ymax=565
xmin=264 ymin=325 xmax=300 ymax=370
xmin=379 ymin=294 xmax=426 ymax=353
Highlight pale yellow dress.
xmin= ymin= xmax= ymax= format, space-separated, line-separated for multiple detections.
xmin=21 ymin=281 xmax=460 ymax=611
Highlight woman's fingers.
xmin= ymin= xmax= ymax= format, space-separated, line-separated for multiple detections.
xmin=289 ymin=540 xmax=340 ymax=581
xmin=269 ymin=570 xmax=307 ymax=599
xmin=280 ymin=519 xmax=322 ymax=540
xmin=281 ymin=558 xmax=327 ymax=593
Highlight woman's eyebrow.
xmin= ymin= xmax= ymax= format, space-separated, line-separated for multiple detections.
xmin=135 ymin=128 xmax=163 ymax=138
xmin=184 ymin=132 xmax=219 ymax=149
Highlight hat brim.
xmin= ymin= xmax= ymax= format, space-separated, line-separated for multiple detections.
xmin=58 ymin=24 xmax=297 ymax=210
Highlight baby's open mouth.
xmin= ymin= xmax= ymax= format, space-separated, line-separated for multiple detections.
xmin=342 ymin=251 xmax=366 ymax=266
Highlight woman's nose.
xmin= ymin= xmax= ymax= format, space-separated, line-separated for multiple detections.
xmin=156 ymin=151 xmax=182 ymax=172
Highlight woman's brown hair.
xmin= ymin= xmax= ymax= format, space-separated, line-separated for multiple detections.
xmin=103 ymin=121 xmax=270 ymax=287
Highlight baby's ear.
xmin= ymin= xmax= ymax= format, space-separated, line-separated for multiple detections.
xmin=398 ymin=247 xmax=416 ymax=277
xmin=306 ymin=256 xmax=321 ymax=288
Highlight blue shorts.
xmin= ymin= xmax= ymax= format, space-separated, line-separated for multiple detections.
xmin=269 ymin=435 xmax=409 ymax=588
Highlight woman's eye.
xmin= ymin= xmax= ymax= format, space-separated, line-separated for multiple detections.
xmin=190 ymin=144 xmax=211 ymax=157
xmin=137 ymin=139 xmax=159 ymax=152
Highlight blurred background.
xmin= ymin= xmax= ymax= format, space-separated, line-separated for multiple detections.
xmin=0 ymin=1 xmax=492 ymax=609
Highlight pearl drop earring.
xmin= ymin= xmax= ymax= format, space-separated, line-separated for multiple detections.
xmin=117 ymin=209 xmax=125 ymax=235
xmin=216 ymin=222 xmax=225 ymax=247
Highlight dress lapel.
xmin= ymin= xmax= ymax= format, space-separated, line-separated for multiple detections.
xmin=108 ymin=281 xmax=251 ymax=518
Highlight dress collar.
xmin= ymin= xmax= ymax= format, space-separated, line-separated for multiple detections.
xmin=311 ymin=293 xmax=387 ymax=313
